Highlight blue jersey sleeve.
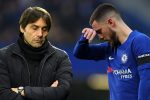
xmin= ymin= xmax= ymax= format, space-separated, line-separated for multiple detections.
xmin=132 ymin=34 xmax=150 ymax=69
xmin=73 ymin=36 xmax=109 ymax=60
xmin=132 ymin=33 xmax=150 ymax=100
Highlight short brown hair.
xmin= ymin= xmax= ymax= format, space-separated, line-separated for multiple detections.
xmin=89 ymin=3 xmax=120 ymax=25
xmin=19 ymin=7 xmax=52 ymax=31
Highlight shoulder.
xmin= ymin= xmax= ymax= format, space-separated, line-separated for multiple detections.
xmin=132 ymin=31 xmax=150 ymax=55
xmin=50 ymin=45 xmax=71 ymax=64
xmin=51 ymin=45 xmax=69 ymax=57
xmin=0 ymin=43 xmax=17 ymax=61
xmin=132 ymin=31 xmax=150 ymax=49
xmin=133 ymin=31 xmax=150 ymax=43
xmin=0 ymin=43 xmax=16 ymax=55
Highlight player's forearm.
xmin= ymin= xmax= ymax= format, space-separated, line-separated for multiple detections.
xmin=138 ymin=64 xmax=150 ymax=99
xmin=73 ymin=36 xmax=92 ymax=59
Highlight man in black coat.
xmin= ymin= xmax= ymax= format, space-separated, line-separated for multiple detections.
xmin=0 ymin=7 xmax=72 ymax=100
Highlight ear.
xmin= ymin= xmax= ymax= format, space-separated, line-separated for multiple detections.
xmin=107 ymin=18 xmax=115 ymax=27
xmin=20 ymin=26 xmax=25 ymax=33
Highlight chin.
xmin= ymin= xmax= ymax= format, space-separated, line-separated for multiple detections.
xmin=32 ymin=44 xmax=43 ymax=48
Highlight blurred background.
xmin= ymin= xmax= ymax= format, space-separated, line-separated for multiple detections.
xmin=0 ymin=0 xmax=150 ymax=100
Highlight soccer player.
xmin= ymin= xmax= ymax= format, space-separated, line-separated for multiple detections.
xmin=73 ymin=3 xmax=150 ymax=100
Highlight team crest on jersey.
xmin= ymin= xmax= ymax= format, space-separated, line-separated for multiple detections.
xmin=121 ymin=54 xmax=128 ymax=63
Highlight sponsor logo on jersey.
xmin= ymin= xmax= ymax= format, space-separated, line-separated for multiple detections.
xmin=107 ymin=66 xmax=113 ymax=73
xmin=107 ymin=66 xmax=133 ymax=79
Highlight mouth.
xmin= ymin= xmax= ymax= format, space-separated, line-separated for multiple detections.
xmin=34 ymin=37 xmax=45 ymax=44
xmin=34 ymin=40 xmax=43 ymax=43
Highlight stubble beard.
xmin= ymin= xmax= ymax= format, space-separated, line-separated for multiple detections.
xmin=109 ymin=29 xmax=121 ymax=50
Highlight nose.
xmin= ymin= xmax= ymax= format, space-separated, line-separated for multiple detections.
xmin=37 ymin=29 xmax=43 ymax=37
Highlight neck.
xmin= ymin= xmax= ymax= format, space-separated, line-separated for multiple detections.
xmin=116 ymin=21 xmax=132 ymax=44
xmin=17 ymin=35 xmax=49 ymax=60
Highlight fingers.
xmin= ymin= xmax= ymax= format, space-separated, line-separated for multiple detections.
xmin=89 ymin=31 xmax=96 ymax=43
xmin=11 ymin=88 xmax=18 ymax=93
xmin=51 ymin=80 xmax=58 ymax=87
xmin=82 ymin=28 xmax=96 ymax=43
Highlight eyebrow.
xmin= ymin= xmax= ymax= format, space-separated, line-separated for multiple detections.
xmin=31 ymin=24 xmax=47 ymax=28
xmin=31 ymin=25 xmax=38 ymax=27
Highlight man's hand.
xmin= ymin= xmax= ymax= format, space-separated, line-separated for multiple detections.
xmin=51 ymin=80 xmax=58 ymax=87
xmin=11 ymin=88 xmax=18 ymax=93
xmin=82 ymin=28 xmax=96 ymax=43
xmin=11 ymin=88 xmax=25 ymax=96
xmin=11 ymin=80 xmax=59 ymax=96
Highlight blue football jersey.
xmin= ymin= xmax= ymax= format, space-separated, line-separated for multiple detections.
xmin=73 ymin=30 xmax=150 ymax=100
xmin=107 ymin=31 xmax=140 ymax=100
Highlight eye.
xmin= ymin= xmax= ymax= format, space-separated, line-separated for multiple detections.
xmin=96 ymin=29 xmax=102 ymax=34
xmin=42 ymin=27 xmax=48 ymax=32
xmin=32 ymin=26 xmax=38 ymax=30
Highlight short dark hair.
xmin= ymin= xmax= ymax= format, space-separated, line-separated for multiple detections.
xmin=19 ymin=7 xmax=52 ymax=31
xmin=89 ymin=3 xmax=120 ymax=25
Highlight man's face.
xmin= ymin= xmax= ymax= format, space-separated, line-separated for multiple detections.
xmin=92 ymin=20 xmax=116 ymax=45
xmin=20 ymin=18 xmax=49 ymax=48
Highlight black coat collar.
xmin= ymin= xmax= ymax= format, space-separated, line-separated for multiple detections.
xmin=12 ymin=41 xmax=56 ymax=57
